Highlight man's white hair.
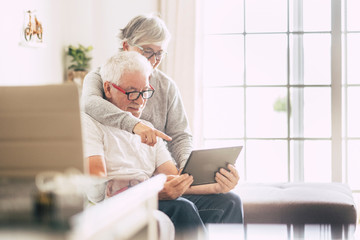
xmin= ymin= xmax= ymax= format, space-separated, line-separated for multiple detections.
xmin=100 ymin=51 xmax=152 ymax=85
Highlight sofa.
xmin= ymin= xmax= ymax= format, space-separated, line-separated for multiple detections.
xmin=237 ymin=182 xmax=357 ymax=225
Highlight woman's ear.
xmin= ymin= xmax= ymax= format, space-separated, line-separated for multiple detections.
xmin=103 ymin=81 xmax=112 ymax=99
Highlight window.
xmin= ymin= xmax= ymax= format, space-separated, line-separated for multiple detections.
xmin=199 ymin=0 xmax=360 ymax=191
xmin=344 ymin=0 xmax=360 ymax=193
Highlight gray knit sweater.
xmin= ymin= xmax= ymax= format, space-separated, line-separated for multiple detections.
xmin=81 ymin=67 xmax=193 ymax=168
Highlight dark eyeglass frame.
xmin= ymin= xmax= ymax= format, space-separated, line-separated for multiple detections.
xmin=133 ymin=44 xmax=167 ymax=61
xmin=111 ymin=83 xmax=155 ymax=100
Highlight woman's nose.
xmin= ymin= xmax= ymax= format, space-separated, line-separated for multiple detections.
xmin=148 ymin=55 xmax=157 ymax=67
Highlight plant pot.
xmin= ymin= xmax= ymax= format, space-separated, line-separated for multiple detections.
xmin=67 ymin=70 xmax=87 ymax=87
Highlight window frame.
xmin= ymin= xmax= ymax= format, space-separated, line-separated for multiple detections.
xmin=199 ymin=0 xmax=354 ymax=186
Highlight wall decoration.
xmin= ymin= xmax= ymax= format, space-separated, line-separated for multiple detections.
xmin=24 ymin=10 xmax=43 ymax=42
xmin=20 ymin=10 xmax=44 ymax=48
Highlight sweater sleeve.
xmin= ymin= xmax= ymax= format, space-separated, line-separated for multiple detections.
xmin=81 ymin=68 xmax=141 ymax=133
xmin=165 ymin=83 xmax=193 ymax=169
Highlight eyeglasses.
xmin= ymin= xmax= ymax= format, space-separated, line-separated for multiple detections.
xmin=111 ymin=83 xmax=155 ymax=100
xmin=133 ymin=44 xmax=167 ymax=61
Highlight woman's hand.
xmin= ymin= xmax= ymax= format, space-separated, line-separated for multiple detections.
xmin=158 ymin=174 xmax=193 ymax=200
xmin=213 ymin=164 xmax=239 ymax=193
xmin=133 ymin=122 xmax=172 ymax=146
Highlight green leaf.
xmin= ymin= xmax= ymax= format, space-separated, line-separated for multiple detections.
xmin=66 ymin=44 xmax=93 ymax=70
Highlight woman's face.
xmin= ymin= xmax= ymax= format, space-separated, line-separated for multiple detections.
xmin=124 ymin=41 xmax=168 ymax=69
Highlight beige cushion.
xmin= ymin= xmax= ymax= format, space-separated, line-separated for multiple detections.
xmin=237 ymin=182 xmax=357 ymax=224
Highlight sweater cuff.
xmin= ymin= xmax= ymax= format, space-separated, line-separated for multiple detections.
xmin=178 ymin=155 xmax=190 ymax=169
xmin=122 ymin=115 xmax=141 ymax=134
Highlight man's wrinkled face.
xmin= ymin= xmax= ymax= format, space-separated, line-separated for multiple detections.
xmin=106 ymin=71 xmax=150 ymax=118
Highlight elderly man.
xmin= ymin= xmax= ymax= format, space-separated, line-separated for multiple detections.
xmin=82 ymin=51 xmax=243 ymax=238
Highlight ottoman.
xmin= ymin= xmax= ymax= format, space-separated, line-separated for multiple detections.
xmin=237 ymin=182 xmax=357 ymax=224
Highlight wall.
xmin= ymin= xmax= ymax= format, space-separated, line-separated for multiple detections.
xmin=0 ymin=0 xmax=197 ymax=135
xmin=90 ymin=0 xmax=160 ymax=68
xmin=0 ymin=0 xmax=158 ymax=86
xmin=159 ymin=0 xmax=198 ymax=142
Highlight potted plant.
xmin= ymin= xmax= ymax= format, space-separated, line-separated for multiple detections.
xmin=66 ymin=44 xmax=93 ymax=87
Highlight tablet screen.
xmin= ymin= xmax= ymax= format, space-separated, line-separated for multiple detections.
xmin=181 ymin=146 xmax=243 ymax=186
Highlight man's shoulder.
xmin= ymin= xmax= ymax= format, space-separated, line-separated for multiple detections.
xmin=81 ymin=112 xmax=131 ymax=136
xmin=81 ymin=112 xmax=102 ymax=128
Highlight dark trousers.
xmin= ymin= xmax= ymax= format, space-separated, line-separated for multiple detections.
xmin=158 ymin=192 xmax=243 ymax=236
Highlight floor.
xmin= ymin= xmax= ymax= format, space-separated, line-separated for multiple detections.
xmin=355 ymin=227 xmax=360 ymax=239
xmin=354 ymin=195 xmax=360 ymax=239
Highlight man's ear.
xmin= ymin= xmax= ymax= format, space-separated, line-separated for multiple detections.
xmin=103 ymin=81 xmax=112 ymax=99
xmin=123 ymin=41 xmax=129 ymax=51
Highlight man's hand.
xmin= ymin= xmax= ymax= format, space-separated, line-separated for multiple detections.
xmin=133 ymin=122 xmax=172 ymax=147
xmin=214 ymin=164 xmax=239 ymax=193
xmin=158 ymin=174 xmax=193 ymax=200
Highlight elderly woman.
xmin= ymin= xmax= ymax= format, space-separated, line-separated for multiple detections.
xmin=81 ymin=13 xmax=243 ymax=235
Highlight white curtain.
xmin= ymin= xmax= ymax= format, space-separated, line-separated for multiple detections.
xmin=159 ymin=0 xmax=203 ymax=147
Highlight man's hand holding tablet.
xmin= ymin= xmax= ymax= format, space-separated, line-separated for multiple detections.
xmin=181 ymin=146 xmax=243 ymax=186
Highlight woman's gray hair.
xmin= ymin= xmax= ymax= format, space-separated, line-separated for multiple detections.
xmin=118 ymin=13 xmax=171 ymax=49
xmin=100 ymin=51 xmax=153 ymax=85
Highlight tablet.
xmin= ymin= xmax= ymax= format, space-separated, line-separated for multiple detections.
xmin=181 ymin=146 xmax=243 ymax=186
